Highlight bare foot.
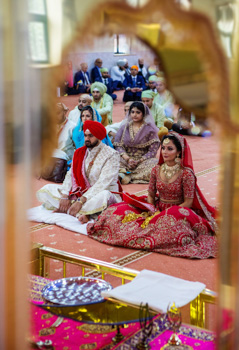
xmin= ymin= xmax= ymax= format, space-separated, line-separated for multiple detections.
xmin=78 ymin=214 xmax=90 ymax=224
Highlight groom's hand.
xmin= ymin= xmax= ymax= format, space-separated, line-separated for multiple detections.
xmin=68 ymin=201 xmax=82 ymax=217
xmin=54 ymin=197 xmax=71 ymax=213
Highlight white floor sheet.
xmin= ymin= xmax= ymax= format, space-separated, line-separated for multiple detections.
xmin=28 ymin=206 xmax=94 ymax=235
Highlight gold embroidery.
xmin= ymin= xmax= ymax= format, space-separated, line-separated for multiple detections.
xmin=80 ymin=343 xmax=97 ymax=350
xmin=114 ymin=122 xmax=159 ymax=149
xmin=122 ymin=211 xmax=149 ymax=223
xmin=122 ymin=211 xmax=160 ymax=228
xmin=85 ymin=148 xmax=102 ymax=179
xmin=178 ymin=208 xmax=190 ymax=216
xmin=77 ymin=324 xmax=113 ymax=334
xmin=129 ymin=121 xmax=145 ymax=141
xmin=41 ymin=313 xmax=53 ymax=320
xmin=39 ymin=328 xmax=56 ymax=336
xmin=141 ymin=211 xmax=161 ymax=228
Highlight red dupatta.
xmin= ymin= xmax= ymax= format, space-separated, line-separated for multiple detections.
xmin=70 ymin=146 xmax=88 ymax=198
xmin=159 ymin=132 xmax=217 ymax=230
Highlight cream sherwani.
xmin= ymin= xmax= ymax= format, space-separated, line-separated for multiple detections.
xmin=37 ymin=142 xmax=121 ymax=217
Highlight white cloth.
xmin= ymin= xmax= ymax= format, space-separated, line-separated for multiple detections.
xmin=68 ymin=107 xmax=81 ymax=126
xmin=138 ymin=66 xmax=148 ymax=79
xmin=27 ymin=206 xmax=93 ymax=235
xmin=36 ymin=142 xmax=121 ymax=216
xmin=106 ymin=121 xmax=123 ymax=135
xmin=102 ymin=269 xmax=206 ymax=313
xmin=110 ymin=66 xmax=125 ymax=83
xmin=53 ymin=120 xmax=75 ymax=161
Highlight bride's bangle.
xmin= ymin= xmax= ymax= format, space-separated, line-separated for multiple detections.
xmin=61 ymin=197 xmax=69 ymax=200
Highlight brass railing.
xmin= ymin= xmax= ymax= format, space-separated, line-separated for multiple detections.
xmin=35 ymin=245 xmax=217 ymax=329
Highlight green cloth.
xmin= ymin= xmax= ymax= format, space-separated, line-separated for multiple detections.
xmin=100 ymin=68 xmax=108 ymax=73
xmin=150 ymin=102 xmax=166 ymax=128
xmin=141 ymin=90 xmax=155 ymax=99
xmin=148 ymin=75 xmax=158 ymax=82
xmin=91 ymin=82 xmax=107 ymax=95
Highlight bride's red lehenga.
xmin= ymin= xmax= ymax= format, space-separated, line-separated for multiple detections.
xmin=87 ymin=133 xmax=218 ymax=259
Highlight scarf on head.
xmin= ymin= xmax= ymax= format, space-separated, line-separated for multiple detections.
xmin=159 ymin=132 xmax=217 ymax=230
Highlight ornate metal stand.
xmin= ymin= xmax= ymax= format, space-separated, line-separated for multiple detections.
xmin=136 ymin=303 xmax=154 ymax=350
xmin=112 ymin=325 xmax=125 ymax=343
xmin=161 ymin=302 xmax=183 ymax=349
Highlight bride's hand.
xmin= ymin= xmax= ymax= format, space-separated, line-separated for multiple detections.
xmin=128 ymin=158 xmax=137 ymax=169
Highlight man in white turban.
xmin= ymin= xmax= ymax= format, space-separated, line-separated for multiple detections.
xmin=90 ymin=82 xmax=113 ymax=126
xmin=110 ymin=59 xmax=127 ymax=90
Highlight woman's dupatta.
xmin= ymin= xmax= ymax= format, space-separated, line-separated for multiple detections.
xmin=70 ymin=146 xmax=88 ymax=198
xmin=159 ymin=132 xmax=217 ymax=232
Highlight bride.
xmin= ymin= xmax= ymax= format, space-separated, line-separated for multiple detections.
xmin=87 ymin=132 xmax=218 ymax=259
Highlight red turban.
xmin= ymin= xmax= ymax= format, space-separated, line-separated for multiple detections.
xmin=83 ymin=120 xmax=106 ymax=140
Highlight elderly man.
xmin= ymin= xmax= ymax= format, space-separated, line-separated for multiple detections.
xmin=91 ymin=58 xmax=103 ymax=82
xmin=110 ymin=59 xmax=127 ymax=90
xmin=91 ymin=82 xmax=113 ymax=126
xmin=124 ymin=59 xmax=131 ymax=76
xmin=123 ymin=65 xmax=146 ymax=102
xmin=154 ymin=77 xmax=174 ymax=108
xmin=154 ymin=76 xmax=175 ymax=118
xmin=68 ymin=94 xmax=93 ymax=126
xmin=137 ymin=58 xmax=148 ymax=81
xmin=141 ymin=90 xmax=166 ymax=128
xmin=74 ymin=63 xmax=91 ymax=93
xmin=37 ymin=120 xmax=121 ymax=224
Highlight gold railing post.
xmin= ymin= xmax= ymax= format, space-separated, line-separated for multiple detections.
xmin=63 ymin=262 xmax=66 ymax=278
xmin=216 ymin=0 xmax=239 ymax=348
xmin=39 ymin=251 xmax=45 ymax=277
xmin=190 ymin=295 xmax=205 ymax=328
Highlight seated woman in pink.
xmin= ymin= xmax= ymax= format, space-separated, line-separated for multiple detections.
xmin=87 ymin=132 xmax=218 ymax=259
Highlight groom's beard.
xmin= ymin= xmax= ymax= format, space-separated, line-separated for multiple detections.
xmin=85 ymin=139 xmax=100 ymax=148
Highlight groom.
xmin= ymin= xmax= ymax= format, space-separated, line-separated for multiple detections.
xmin=37 ymin=121 xmax=121 ymax=223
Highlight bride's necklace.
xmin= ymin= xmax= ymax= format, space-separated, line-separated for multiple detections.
xmin=161 ymin=162 xmax=181 ymax=180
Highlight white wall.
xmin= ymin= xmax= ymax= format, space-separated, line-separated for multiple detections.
xmin=46 ymin=0 xmax=63 ymax=64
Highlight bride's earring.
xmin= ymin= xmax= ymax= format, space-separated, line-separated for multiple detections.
xmin=175 ymin=155 xmax=181 ymax=164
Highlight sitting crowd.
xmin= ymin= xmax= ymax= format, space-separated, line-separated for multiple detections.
xmin=36 ymin=59 xmax=216 ymax=259
xmin=64 ymin=57 xmax=168 ymax=103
